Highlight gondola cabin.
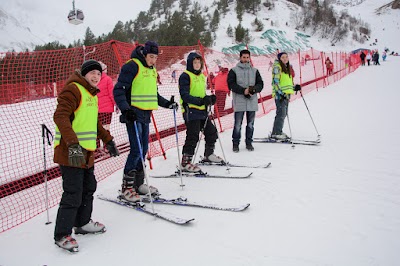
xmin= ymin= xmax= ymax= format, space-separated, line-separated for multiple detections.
xmin=68 ymin=0 xmax=84 ymax=25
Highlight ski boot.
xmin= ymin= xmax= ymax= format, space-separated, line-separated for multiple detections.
xmin=74 ymin=220 xmax=106 ymax=234
xmin=181 ymin=154 xmax=202 ymax=173
xmin=135 ymin=170 xmax=159 ymax=196
xmin=270 ymin=132 xmax=289 ymax=141
xmin=55 ymin=235 xmax=79 ymax=253
xmin=120 ymin=170 xmax=141 ymax=203
xmin=203 ymin=144 xmax=225 ymax=164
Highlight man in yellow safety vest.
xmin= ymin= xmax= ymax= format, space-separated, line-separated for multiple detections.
xmin=114 ymin=41 xmax=177 ymax=202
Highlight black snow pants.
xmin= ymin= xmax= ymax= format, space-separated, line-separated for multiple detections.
xmin=54 ymin=165 xmax=97 ymax=240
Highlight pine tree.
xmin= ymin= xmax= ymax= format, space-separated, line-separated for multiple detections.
xmin=288 ymin=0 xmax=304 ymax=6
xmin=108 ymin=21 xmax=128 ymax=42
xmin=235 ymin=23 xmax=245 ymax=42
xmin=189 ymin=2 xmax=206 ymax=33
xmin=210 ymin=9 xmax=220 ymax=32
xmin=163 ymin=0 xmax=175 ymax=13
xmin=236 ymin=1 xmax=244 ymax=22
xmin=159 ymin=11 xmax=190 ymax=45
xmin=83 ymin=27 xmax=96 ymax=46
xmin=179 ymin=0 xmax=191 ymax=11
xmin=149 ymin=0 xmax=162 ymax=16
xmin=227 ymin=25 xmax=233 ymax=37
xmin=218 ymin=0 xmax=229 ymax=15
xmin=200 ymin=31 xmax=213 ymax=47
xmin=243 ymin=29 xmax=251 ymax=44
xmin=253 ymin=17 xmax=264 ymax=32
xmin=34 ymin=41 xmax=67 ymax=51
xmin=243 ymin=0 xmax=261 ymax=14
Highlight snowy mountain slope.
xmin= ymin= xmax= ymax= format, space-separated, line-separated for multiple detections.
xmin=1 ymin=56 xmax=400 ymax=266
xmin=333 ymin=0 xmax=400 ymax=53
xmin=0 ymin=0 xmax=399 ymax=53
xmin=0 ymin=8 xmax=40 ymax=51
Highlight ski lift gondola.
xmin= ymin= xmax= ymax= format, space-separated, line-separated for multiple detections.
xmin=68 ymin=0 xmax=84 ymax=25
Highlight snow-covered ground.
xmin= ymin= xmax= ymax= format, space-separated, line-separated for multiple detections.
xmin=1 ymin=57 xmax=400 ymax=265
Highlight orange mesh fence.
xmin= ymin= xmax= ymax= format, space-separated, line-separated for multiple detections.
xmin=0 ymin=40 xmax=361 ymax=233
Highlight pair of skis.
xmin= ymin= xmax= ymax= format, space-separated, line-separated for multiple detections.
xmin=98 ymin=194 xmax=249 ymax=225
xmin=253 ymin=137 xmax=321 ymax=146
xmin=197 ymin=159 xmax=272 ymax=169
xmin=149 ymin=160 xmax=271 ymax=179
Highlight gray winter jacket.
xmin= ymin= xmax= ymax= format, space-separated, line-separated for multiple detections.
xmin=228 ymin=62 xmax=264 ymax=112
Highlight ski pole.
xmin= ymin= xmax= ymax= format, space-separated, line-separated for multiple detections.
xmin=192 ymin=106 xmax=211 ymax=165
xmin=41 ymin=124 xmax=53 ymax=225
xmin=286 ymin=103 xmax=295 ymax=148
xmin=133 ymin=121 xmax=155 ymax=214
xmin=171 ymin=96 xmax=185 ymax=188
xmin=209 ymin=109 xmax=230 ymax=172
xmin=300 ymin=90 xmax=320 ymax=137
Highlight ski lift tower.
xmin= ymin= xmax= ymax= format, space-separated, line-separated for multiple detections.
xmin=68 ymin=0 xmax=84 ymax=25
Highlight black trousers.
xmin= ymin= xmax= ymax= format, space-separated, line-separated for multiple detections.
xmin=182 ymin=118 xmax=218 ymax=156
xmin=54 ymin=166 xmax=97 ymax=240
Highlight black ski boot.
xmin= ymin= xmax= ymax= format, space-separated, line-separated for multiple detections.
xmin=120 ymin=170 xmax=140 ymax=203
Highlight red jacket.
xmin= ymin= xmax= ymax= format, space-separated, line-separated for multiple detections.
xmin=214 ymin=71 xmax=229 ymax=92
xmin=97 ymin=73 xmax=115 ymax=113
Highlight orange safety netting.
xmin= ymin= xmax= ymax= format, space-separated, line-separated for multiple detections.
xmin=0 ymin=40 xmax=362 ymax=233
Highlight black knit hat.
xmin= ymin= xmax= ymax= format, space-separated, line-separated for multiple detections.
xmin=143 ymin=41 xmax=159 ymax=55
xmin=277 ymin=52 xmax=288 ymax=60
xmin=81 ymin=59 xmax=102 ymax=76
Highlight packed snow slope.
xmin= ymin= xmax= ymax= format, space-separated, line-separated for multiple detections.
xmin=0 ymin=58 xmax=400 ymax=265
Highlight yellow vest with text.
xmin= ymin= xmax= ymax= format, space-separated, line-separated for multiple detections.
xmin=180 ymin=70 xmax=206 ymax=112
xmin=54 ymin=82 xmax=98 ymax=151
xmin=272 ymin=63 xmax=294 ymax=97
xmin=130 ymin=58 xmax=158 ymax=110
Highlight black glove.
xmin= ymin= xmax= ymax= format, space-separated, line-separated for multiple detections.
xmin=294 ymin=84 xmax=301 ymax=92
xmin=106 ymin=140 xmax=120 ymax=157
xmin=68 ymin=144 xmax=85 ymax=167
xmin=203 ymin=95 xmax=217 ymax=106
xmin=123 ymin=109 xmax=137 ymax=123
xmin=248 ymin=86 xmax=256 ymax=95
xmin=167 ymin=101 xmax=179 ymax=110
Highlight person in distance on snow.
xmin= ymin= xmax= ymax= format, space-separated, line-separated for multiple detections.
xmin=179 ymin=52 xmax=223 ymax=173
xmin=366 ymin=52 xmax=372 ymax=66
xmin=228 ymin=49 xmax=264 ymax=152
xmin=113 ymin=41 xmax=178 ymax=203
xmin=360 ymin=51 xmax=366 ymax=66
xmin=270 ymin=52 xmax=301 ymax=140
xmin=53 ymin=59 xmax=120 ymax=251
xmin=325 ymin=57 xmax=334 ymax=76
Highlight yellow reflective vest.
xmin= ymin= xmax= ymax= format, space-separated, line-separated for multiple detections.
xmin=180 ymin=70 xmax=206 ymax=112
xmin=130 ymin=58 xmax=158 ymax=110
xmin=279 ymin=72 xmax=294 ymax=95
xmin=272 ymin=62 xmax=294 ymax=97
xmin=54 ymin=82 xmax=98 ymax=151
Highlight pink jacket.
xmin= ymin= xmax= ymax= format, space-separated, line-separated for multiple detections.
xmin=97 ymin=73 xmax=115 ymax=113
xmin=214 ymin=71 xmax=229 ymax=92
